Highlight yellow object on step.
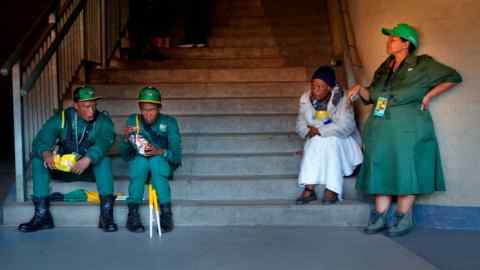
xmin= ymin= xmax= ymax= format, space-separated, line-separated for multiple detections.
xmin=86 ymin=191 xmax=100 ymax=204
xmin=86 ymin=191 xmax=126 ymax=204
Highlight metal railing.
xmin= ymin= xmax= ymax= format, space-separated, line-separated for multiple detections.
xmin=326 ymin=0 xmax=371 ymax=129
xmin=326 ymin=0 xmax=367 ymax=88
xmin=1 ymin=0 xmax=129 ymax=202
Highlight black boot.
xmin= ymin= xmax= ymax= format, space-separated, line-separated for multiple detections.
xmin=126 ymin=203 xmax=145 ymax=233
xmin=160 ymin=203 xmax=174 ymax=233
xmin=98 ymin=195 xmax=118 ymax=232
xmin=18 ymin=196 xmax=55 ymax=232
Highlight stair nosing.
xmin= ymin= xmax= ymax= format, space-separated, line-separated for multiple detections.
xmin=4 ymin=199 xmax=366 ymax=207
xmin=110 ymin=152 xmax=302 ymax=158
xmin=104 ymin=96 xmax=299 ymax=101
xmin=111 ymin=113 xmax=298 ymax=117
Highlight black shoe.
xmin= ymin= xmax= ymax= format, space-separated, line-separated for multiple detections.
xmin=321 ymin=189 xmax=339 ymax=205
xmin=295 ymin=188 xmax=317 ymax=205
xmin=18 ymin=196 xmax=55 ymax=232
xmin=126 ymin=203 xmax=145 ymax=233
xmin=160 ymin=203 xmax=174 ymax=233
xmin=321 ymin=197 xmax=339 ymax=205
xmin=98 ymin=195 xmax=118 ymax=232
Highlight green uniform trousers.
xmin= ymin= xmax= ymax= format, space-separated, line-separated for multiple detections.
xmin=32 ymin=156 xmax=114 ymax=197
xmin=127 ymin=155 xmax=172 ymax=204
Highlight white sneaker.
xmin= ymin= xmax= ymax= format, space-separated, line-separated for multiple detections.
xmin=195 ymin=43 xmax=207 ymax=48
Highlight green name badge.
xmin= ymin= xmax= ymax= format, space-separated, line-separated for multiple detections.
xmin=373 ymin=97 xmax=389 ymax=117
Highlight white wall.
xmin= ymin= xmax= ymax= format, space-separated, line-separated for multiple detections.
xmin=347 ymin=0 xmax=480 ymax=206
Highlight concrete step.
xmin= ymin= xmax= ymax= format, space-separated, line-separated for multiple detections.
xmin=111 ymin=114 xmax=297 ymax=134
xmin=211 ymin=25 xmax=329 ymax=37
xmin=220 ymin=16 xmax=324 ymax=28
xmin=156 ymin=47 xmax=281 ymax=59
xmin=227 ymin=5 xmax=324 ymax=17
xmin=229 ymin=8 xmax=265 ymax=17
xmin=89 ymin=67 xmax=309 ymax=84
xmin=209 ymin=36 xmax=330 ymax=48
xmin=169 ymin=46 xmax=332 ymax=61
xmin=3 ymin=199 xmax=369 ymax=226
xmin=179 ymin=133 xmax=303 ymax=154
xmin=113 ymin=58 xmax=288 ymax=69
xmin=101 ymin=97 xmax=299 ymax=116
xmin=26 ymin=175 xmax=361 ymax=201
xmin=284 ymin=56 xmax=334 ymax=67
xmin=111 ymin=133 xmax=303 ymax=155
xmin=111 ymin=152 xmax=302 ymax=177
xmin=231 ymin=8 xmax=325 ymax=18
xmin=279 ymin=47 xmax=332 ymax=57
xmin=93 ymin=82 xmax=309 ymax=99
xmin=230 ymin=0 xmax=262 ymax=9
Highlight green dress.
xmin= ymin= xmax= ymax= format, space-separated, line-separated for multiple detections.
xmin=356 ymin=54 xmax=462 ymax=195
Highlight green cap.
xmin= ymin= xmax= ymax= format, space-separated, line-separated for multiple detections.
xmin=138 ymin=86 xmax=161 ymax=104
xmin=73 ymin=86 xmax=101 ymax=102
xmin=382 ymin=23 xmax=419 ymax=49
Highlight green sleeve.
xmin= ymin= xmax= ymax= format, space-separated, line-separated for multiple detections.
xmin=32 ymin=113 xmax=61 ymax=158
xmin=389 ymin=57 xmax=462 ymax=106
xmin=85 ymin=114 xmax=116 ymax=164
xmin=426 ymin=57 xmax=463 ymax=87
xmin=164 ymin=117 xmax=182 ymax=166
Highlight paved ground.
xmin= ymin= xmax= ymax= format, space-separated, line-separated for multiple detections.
xmin=0 ymin=226 xmax=436 ymax=270
xmin=393 ymin=228 xmax=480 ymax=270
xmin=1 ymin=226 xmax=479 ymax=270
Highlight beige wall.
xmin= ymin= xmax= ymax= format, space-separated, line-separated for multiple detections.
xmin=347 ymin=0 xmax=480 ymax=206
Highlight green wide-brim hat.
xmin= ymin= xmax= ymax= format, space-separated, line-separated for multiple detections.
xmin=73 ymin=86 xmax=102 ymax=102
xmin=138 ymin=86 xmax=161 ymax=104
xmin=382 ymin=23 xmax=419 ymax=49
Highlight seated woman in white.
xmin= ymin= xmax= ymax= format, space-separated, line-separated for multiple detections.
xmin=296 ymin=66 xmax=363 ymax=204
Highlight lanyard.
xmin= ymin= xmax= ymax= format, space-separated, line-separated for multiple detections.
xmin=383 ymin=58 xmax=406 ymax=92
xmin=73 ymin=112 xmax=89 ymax=154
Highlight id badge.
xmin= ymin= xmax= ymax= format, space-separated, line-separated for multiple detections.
xmin=373 ymin=97 xmax=389 ymax=117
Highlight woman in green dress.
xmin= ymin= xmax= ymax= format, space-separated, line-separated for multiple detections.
xmin=348 ymin=24 xmax=462 ymax=237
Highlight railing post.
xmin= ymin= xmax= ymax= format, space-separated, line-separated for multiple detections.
xmin=12 ymin=62 xmax=26 ymax=202
xmin=50 ymin=13 xmax=60 ymax=110
xmin=100 ymin=0 xmax=107 ymax=68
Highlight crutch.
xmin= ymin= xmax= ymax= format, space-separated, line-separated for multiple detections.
xmin=148 ymin=184 xmax=162 ymax=239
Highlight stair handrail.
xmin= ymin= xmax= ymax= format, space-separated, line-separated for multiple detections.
xmin=326 ymin=0 xmax=372 ymax=132
xmin=0 ymin=0 xmax=60 ymax=77
xmin=2 ymin=0 xmax=129 ymax=202
xmin=326 ymin=0 xmax=368 ymax=88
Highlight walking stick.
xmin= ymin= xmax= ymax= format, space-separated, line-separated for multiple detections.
xmin=149 ymin=184 xmax=154 ymax=239
xmin=152 ymin=187 xmax=162 ymax=237
xmin=148 ymin=183 xmax=162 ymax=239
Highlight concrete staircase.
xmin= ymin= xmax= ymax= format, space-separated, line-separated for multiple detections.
xmin=2 ymin=0 xmax=369 ymax=227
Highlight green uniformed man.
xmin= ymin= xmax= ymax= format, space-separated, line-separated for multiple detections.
xmin=18 ymin=86 xmax=118 ymax=233
xmin=119 ymin=86 xmax=182 ymax=233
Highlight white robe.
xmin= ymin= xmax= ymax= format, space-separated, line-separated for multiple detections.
xmin=296 ymin=87 xmax=363 ymax=200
